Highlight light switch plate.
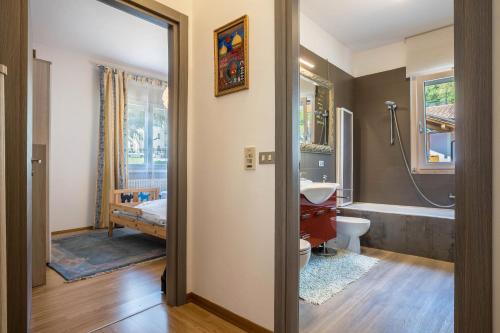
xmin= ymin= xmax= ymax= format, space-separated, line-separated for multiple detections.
xmin=319 ymin=160 xmax=325 ymax=167
xmin=244 ymin=146 xmax=256 ymax=170
xmin=259 ymin=151 xmax=275 ymax=165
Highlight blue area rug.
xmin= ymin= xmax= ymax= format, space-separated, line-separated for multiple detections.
xmin=48 ymin=229 xmax=166 ymax=281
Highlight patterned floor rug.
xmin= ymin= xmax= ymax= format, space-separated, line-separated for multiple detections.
xmin=48 ymin=229 xmax=166 ymax=281
xmin=300 ymin=249 xmax=380 ymax=305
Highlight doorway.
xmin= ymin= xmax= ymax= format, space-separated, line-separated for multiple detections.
xmin=0 ymin=0 xmax=188 ymax=331
xmin=275 ymin=0 xmax=492 ymax=332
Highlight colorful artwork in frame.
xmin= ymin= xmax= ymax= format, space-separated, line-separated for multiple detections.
xmin=214 ymin=15 xmax=249 ymax=97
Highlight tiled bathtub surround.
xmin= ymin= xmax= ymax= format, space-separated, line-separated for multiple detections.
xmin=340 ymin=202 xmax=455 ymax=262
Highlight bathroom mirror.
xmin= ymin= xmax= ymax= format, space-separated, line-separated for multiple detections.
xmin=299 ymin=67 xmax=335 ymax=154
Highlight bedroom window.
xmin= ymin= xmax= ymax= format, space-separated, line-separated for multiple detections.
xmin=410 ymin=70 xmax=455 ymax=174
xmin=126 ymin=78 xmax=168 ymax=191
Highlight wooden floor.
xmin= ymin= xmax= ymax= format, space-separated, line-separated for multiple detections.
xmin=31 ymin=245 xmax=453 ymax=332
xmin=96 ymin=303 xmax=244 ymax=333
xmin=31 ymin=259 xmax=165 ymax=333
xmin=30 ymin=259 xmax=242 ymax=333
xmin=300 ymin=248 xmax=454 ymax=333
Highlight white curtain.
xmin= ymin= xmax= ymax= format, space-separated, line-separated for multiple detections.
xmin=125 ymin=76 xmax=168 ymax=194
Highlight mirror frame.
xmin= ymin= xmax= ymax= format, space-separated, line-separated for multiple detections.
xmin=299 ymin=67 xmax=334 ymax=154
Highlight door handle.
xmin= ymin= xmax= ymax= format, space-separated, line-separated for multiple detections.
xmin=31 ymin=159 xmax=42 ymax=164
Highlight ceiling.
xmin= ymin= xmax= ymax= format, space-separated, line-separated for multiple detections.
xmin=30 ymin=0 xmax=169 ymax=76
xmin=300 ymin=0 xmax=454 ymax=51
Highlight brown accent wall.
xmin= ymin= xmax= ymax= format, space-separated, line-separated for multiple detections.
xmin=353 ymin=67 xmax=455 ymax=206
xmin=299 ymin=46 xmax=354 ymax=182
xmin=300 ymin=46 xmax=354 ymax=112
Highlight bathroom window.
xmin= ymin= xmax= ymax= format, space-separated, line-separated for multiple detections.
xmin=411 ymin=70 xmax=455 ymax=174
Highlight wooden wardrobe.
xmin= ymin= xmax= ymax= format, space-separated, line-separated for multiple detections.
xmin=32 ymin=58 xmax=51 ymax=287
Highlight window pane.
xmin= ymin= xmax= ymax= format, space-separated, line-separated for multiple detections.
xmin=152 ymin=105 xmax=167 ymax=165
xmin=127 ymin=102 xmax=146 ymax=165
xmin=423 ymin=76 xmax=455 ymax=164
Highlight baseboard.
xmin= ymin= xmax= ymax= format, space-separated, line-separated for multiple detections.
xmin=51 ymin=226 xmax=94 ymax=236
xmin=187 ymin=293 xmax=272 ymax=333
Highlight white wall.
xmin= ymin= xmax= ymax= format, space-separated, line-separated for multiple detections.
xmin=352 ymin=41 xmax=406 ymax=77
xmin=300 ymin=13 xmax=352 ymax=75
xmin=34 ymin=44 xmax=99 ymax=233
xmin=493 ymin=0 xmax=499 ymax=332
xmin=189 ymin=0 xmax=275 ymax=330
xmin=352 ymin=27 xmax=454 ymax=78
xmin=155 ymin=0 xmax=192 ymax=18
xmin=35 ymin=43 xmax=169 ymax=233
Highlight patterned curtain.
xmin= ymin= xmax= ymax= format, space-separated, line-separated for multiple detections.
xmin=94 ymin=66 xmax=128 ymax=228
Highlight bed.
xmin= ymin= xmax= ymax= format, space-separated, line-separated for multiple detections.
xmin=108 ymin=188 xmax=167 ymax=239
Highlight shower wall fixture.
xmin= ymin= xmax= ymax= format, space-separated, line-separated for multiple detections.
xmin=336 ymin=107 xmax=353 ymax=206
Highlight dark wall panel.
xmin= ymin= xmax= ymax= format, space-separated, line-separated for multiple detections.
xmin=353 ymin=67 xmax=454 ymax=207
xmin=300 ymin=152 xmax=334 ymax=182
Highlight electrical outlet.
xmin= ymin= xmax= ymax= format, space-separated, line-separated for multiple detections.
xmin=319 ymin=160 xmax=325 ymax=167
xmin=259 ymin=151 xmax=275 ymax=164
xmin=244 ymin=147 xmax=256 ymax=170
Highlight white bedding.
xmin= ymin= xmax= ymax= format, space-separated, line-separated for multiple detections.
xmin=113 ymin=199 xmax=167 ymax=226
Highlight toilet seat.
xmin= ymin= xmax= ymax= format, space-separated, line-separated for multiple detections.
xmin=299 ymin=239 xmax=312 ymax=271
xmin=300 ymin=238 xmax=311 ymax=254
xmin=336 ymin=216 xmax=370 ymax=224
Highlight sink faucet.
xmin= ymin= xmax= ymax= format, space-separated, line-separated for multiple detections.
xmin=322 ymin=175 xmax=327 ymax=183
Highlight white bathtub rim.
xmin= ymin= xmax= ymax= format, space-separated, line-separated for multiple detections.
xmin=341 ymin=202 xmax=455 ymax=220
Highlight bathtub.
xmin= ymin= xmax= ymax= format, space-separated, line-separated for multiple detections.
xmin=342 ymin=202 xmax=455 ymax=219
xmin=339 ymin=202 xmax=455 ymax=262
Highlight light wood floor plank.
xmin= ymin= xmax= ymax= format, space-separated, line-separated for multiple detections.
xmin=299 ymin=247 xmax=454 ymax=333
xmin=30 ymin=258 xmax=166 ymax=333
xmin=96 ymin=303 xmax=245 ymax=333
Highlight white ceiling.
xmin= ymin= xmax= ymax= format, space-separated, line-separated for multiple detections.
xmin=30 ymin=0 xmax=169 ymax=76
xmin=300 ymin=0 xmax=454 ymax=51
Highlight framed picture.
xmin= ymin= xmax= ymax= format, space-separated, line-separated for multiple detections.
xmin=214 ymin=15 xmax=249 ymax=97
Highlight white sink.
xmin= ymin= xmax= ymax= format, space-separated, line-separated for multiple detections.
xmin=300 ymin=178 xmax=313 ymax=188
xmin=300 ymin=181 xmax=340 ymax=204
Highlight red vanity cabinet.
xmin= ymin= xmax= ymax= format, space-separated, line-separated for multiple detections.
xmin=300 ymin=192 xmax=337 ymax=248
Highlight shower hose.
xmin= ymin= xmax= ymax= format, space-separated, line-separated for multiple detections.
xmin=391 ymin=111 xmax=455 ymax=209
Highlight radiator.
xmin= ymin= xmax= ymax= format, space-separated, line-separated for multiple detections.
xmin=128 ymin=178 xmax=167 ymax=192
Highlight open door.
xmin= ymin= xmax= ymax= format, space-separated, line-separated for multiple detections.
xmin=0 ymin=0 xmax=31 ymax=331
xmin=31 ymin=145 xmax=46 ymax=287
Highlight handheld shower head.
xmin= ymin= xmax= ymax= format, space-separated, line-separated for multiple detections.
xmin=385 ymin=101 xmax=397 ymax=111
xmin=385 ymin=101 xmax=397 ymax=145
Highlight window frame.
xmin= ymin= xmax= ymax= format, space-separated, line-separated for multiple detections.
xmin=126 ymin=88 xmax=168 ymax=175
xmin=410 ymin=69 xmax=455 ymax=174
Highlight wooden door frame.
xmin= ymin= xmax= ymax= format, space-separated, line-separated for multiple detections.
xmin=274 ymin=0 xmax=493 ymax=332
xmin=99 ymin=0 xmax=189 ymax=308
xmin=2 ymin=0 xmax=188 ymax=331
xmin=274 ymin=0 xmax=300 ymax=332
xmin=454 ymin=0 xmax=492 ymax=331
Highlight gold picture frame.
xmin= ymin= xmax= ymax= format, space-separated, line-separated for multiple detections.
xmin=214 ymin=15 xmax=249 ymax=97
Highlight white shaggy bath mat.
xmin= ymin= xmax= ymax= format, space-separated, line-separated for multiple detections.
xmin=300 ymin=249 xmax=379 ymax=305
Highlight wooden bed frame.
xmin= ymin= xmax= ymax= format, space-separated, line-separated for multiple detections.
xmin=108 ymin=187 xmax=167 ymax=239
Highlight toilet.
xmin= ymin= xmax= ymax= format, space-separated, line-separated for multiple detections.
xmin=299 ymin=239 xmax=311 ymax=271
xmin=329 ymin=216 xmax=371 ymax=254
